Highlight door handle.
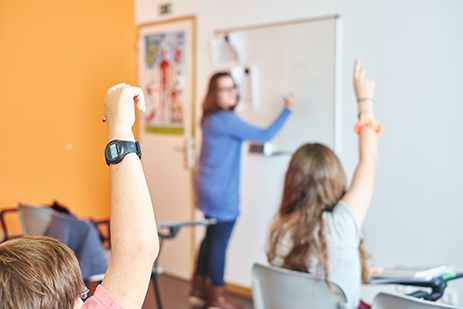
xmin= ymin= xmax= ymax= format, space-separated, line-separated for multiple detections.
xmin=174 ymin=138 xmax=195 ymax=170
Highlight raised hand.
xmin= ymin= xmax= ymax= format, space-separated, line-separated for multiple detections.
xmin=353 ymin=59 xmax=375 ymax=100
xmin=104 ymin=83 xmax=146 ymax=140
xmin=353 ymin=59 xmax=375 ymax=115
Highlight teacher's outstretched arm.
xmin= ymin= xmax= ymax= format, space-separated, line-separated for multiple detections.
xmin=222 ymin=94 xmax=298 ymax=142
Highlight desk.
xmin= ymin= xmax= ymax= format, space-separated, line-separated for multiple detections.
xmin=151 ymin=219 xmax=217 ymax=309
xmin=369 ymin=273 xmax=463 ymax=301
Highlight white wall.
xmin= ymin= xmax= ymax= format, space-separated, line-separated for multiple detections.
xmin=136 ymin=0 xmax=463 ymax=304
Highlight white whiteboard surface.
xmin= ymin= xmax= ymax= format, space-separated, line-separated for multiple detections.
xmin=225 ymin=16 xmax=340 ymax=153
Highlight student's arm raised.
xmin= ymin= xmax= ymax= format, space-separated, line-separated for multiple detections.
xmin=342 ymin=59 xmax=378 ymax=228
xmin=101 ymin=84 xmax=159 ymax=309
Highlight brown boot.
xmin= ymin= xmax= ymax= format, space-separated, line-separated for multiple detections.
xmin=188 ymin=275 xmax=209 ymax=307
xmin=207 ymin=286 xmax=243 ymax=309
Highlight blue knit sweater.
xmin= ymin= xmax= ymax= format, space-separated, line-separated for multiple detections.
xmin=194 ymin=108 xmax=291 ymax=221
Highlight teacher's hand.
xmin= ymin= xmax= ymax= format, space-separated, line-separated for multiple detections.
xmin=283 ymin=93 xmax=298 ymax=110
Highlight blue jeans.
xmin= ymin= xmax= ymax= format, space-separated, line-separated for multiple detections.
xmin=195 ymin=218 xmax=236 ymax=286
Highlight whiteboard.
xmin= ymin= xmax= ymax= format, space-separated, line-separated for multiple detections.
xmin=224 ymin=16 xmax=340 ymax=153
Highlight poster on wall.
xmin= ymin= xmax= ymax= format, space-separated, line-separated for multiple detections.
xmin=138 ymin=18 xmax=195 ymax=135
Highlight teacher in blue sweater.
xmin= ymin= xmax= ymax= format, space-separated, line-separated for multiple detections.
xmin=189 ymin=72 xmax=297 ymax=309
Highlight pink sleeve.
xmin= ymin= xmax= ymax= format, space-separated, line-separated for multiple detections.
xmin=82 ymin=285 xmax=124 ymax=309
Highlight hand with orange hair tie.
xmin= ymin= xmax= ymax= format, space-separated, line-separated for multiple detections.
xmin=353 ymin=59 xmax=384 ymax=138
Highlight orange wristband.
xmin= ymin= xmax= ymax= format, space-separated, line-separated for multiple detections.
xmin=354 ymin=114 xmax=384 ymax=138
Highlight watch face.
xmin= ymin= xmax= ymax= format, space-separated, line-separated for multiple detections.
xmin=109 ymin=143 xmax=118 ymax=159
xmin=105 ymin=140 xmax=123 ymax=165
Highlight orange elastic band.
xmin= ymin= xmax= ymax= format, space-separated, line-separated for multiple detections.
xmin=354 ymin=114 xmax=384 ymax=138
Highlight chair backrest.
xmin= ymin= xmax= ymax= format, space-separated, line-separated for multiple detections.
xmin=18 ymin=203 xmax=53 ymax=236
xmin=44 ymin=210 xmax=108 ymax=280
xmin=252 ymin=263 xmax=349 ymax=309
xmin=0 ymin=208 xmax=21 ymax=242
xmin=372 ymin=292 xmax=462 ymax=309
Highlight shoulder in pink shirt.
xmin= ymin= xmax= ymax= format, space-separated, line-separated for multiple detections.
xmin=82 ymin=285 xmax=124 ymax=309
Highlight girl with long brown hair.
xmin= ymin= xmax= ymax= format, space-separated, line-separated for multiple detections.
xmin=190 ymin=72 xmax=297 ymax=309
xmin=267 ymin=59 xmax=381 ymax=309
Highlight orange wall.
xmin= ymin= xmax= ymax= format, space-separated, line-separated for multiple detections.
xmin=0 ymin=0 xmax=136 ymax=225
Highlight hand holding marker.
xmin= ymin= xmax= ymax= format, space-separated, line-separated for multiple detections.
xmin=282 ymin=92 xmax=298 ymax=110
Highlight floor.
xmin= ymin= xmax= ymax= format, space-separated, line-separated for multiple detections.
xmin=142 ymin=274 xmax=254 ymax=309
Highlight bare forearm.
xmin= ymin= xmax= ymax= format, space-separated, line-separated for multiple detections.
xmin=107 ymin=128 xmax=158 ymax=256
xmin=354 ymin=102 xmax=378 ymax=205
xmin=109 ymin=154 xmax=158 ymax=258
xmin=358 ymin=100 xmax=378 ymax=164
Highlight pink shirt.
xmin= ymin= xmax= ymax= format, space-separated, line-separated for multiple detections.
xmin=82 ymin=285 xmax=124 ymax=309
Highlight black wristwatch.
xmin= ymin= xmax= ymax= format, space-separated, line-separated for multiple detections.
xmin=105 ymin=140 xmax=142 ymax=166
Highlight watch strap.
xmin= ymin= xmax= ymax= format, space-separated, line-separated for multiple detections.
xmin=120 ymin=141 xmax=142 ymax=160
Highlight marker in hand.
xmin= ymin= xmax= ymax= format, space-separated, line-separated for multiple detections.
xmin=282 ymin=92 xmax=298 ymax=110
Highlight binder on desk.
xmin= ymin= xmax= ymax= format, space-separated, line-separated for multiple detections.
xmin=371 ymin=264 xmax=453 ymax=281
xmin=368 ymin=265 xmax=463 ymax=302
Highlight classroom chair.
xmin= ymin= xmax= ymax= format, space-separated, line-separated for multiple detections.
xmin=0 ymin=207 xmax=22 ymax=242
xmin=44 ymin=209 xmax=109 ymax=280
xmin=6 ymin=203 xmax=110 ymax=246
xmin=251 ymin=263 xmax=350 ymax=309
xmin=1 ymin=203 xmax=50 ymax=241
xmin=372 ymin=292 xmax=462 ymax=309
xmin=18 ymin=203 xmax=53 ymax=236
xmin=1 ymin=203 xmax=109 ymax=281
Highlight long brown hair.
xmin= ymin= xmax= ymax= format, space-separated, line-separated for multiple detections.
xmin=267 ymin=143 xmax=370 ymax=288
xmin=201 ymin=72 xmax=238 ymax=122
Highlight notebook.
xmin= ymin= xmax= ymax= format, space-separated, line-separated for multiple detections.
xmin=371 ymin=264 xmax=453 ymax=281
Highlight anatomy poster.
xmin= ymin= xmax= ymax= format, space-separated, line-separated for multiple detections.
xmin=139 ymin=20 xmax=193 ymax=135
